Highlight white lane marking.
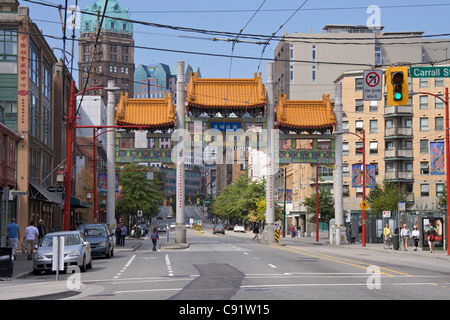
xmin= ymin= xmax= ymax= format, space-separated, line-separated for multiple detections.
xmin=113 ymin=255 xmax=136 ymax=279
xmin=165 ymin=254 xmax=173 ymax=277
xmin=268 ymin=264 xmax=277 ymax=269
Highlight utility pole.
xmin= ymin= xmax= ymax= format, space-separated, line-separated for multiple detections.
xmin=105 ymin=80 xmax=120 ymax=229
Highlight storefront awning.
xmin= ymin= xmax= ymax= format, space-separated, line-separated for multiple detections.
xmin=29 ymin=182 xmax=63 ymax=206
xmin=62 ymin=193 xmax=91 ymax=209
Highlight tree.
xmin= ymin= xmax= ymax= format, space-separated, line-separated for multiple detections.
xmin=116 ymin=163 xmax=163 ymax=219
xmin=302 ymin=185 xmax=335 ymax=224
xmin=366 ymin=180 xmax=407 ymax=214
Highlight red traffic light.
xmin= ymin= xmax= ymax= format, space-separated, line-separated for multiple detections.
xmin=392 ymin=72 xmax=404 ymax=84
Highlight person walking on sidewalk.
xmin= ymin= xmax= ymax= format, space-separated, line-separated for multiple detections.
xmin=252 ymin=223 xmax=260 ymax=243
xmin=412 ymin=225 xmax=420 ymax=251
xmin=120 ymin=224 xmax=127 ymax=246
xmin=37 ymin=219 xmax=46 ymax=243
xmin=383 ymin=224 xmax=392 ymax=247
xmin=290 ymin=225 xmax=296 ymax=238
xmin=7 ymin=218 xmax=20 ymax=260
xmin=150 ymin=228 xmax=159 ymax=251
xmin=426 ymin=223 xmax=437 ymax=253
xmin=400 ymin=224 xmax=411 ymax=251
xmin=24 ymin=221 xmax=39 ymax=260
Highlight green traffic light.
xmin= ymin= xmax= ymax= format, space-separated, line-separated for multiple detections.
xmin=394 ymin=92 xmax=402 ymax=100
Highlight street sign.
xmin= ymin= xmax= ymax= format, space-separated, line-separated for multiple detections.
xmin=382 ymin=211 xmax=391 ymax=218
xmin=11 ymin=190 xmax=28 ymax=196
xmin=363 ymin=70 xmax=382 ymax=101
xmin=359 ymin=200 xmax=370 ymax=211
xmin=410 ymin=66 xmax=450 ymax=78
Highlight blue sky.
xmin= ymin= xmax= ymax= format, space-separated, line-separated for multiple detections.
xmin=23 ymin=0 xmax=450 ymax=83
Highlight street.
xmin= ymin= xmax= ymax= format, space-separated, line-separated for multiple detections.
xmin=10 ymin=206 xmax=450 ymax=302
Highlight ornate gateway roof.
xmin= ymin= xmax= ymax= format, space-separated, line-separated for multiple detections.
xmin=116 ymin=92 xmax=175 ymax=132
xmin=276 ymin=94 xmax=336 ymax=134
xmin=186 ymin=72 xmax=266 ymax=117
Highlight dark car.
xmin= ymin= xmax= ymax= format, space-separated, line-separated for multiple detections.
xmin=77 ymin=223 xmax=114 ymax=259
xmin=157 ymin=223 xmax=168 ymax=233
xmin=213 ymin=224 xmax=225 ymax=234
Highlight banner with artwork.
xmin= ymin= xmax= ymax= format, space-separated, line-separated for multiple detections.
xmin=352 ymin=164 xmax=376 ymax=188
xmin=98 ymin=174 xmax=119 ymax=193
xmin=430 ymin=141 xmax=445 ymax=175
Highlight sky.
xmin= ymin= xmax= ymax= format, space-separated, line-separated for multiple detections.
xmin=22 ymin=0 xmax=450 ymax=85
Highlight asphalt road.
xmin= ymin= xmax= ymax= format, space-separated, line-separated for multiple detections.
xmin=20 ymin=206 xmax=450 ymax=302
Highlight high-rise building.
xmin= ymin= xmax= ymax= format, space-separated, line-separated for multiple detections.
xmin=78 ymin=0 xmax=134 ymax=104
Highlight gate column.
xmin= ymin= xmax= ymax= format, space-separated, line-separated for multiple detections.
xmin=265 ymin=62 xmax=276 ymax=243
xmin=175 ymin=61 xmax=187 ymax=244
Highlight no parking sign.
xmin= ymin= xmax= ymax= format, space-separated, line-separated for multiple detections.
xmin=363 ymin=70 xmax=382 ymax=101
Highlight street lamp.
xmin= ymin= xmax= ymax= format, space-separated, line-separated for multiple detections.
xmin=334 ymin=129 xmax=366 ymax=247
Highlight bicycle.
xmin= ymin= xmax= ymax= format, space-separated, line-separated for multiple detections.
xmin=384 ymin=235 xmax=393 ymax=250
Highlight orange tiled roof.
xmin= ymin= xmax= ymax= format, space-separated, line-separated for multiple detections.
xmin=186 ymin=72 xmax=266 ymax=109
xmin=276 ymin=94 xmax=336 ymax=133
xmin=116 ymin=92 xmax=175 ymax=129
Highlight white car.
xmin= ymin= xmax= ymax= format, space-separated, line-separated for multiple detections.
xmin=170 ymin=222 xmax=176 ymax=230
xmin=233 ymin=225 xmax=245 ymax=232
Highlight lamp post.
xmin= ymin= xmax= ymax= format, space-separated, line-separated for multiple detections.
xmin=334 ymin=129 xmax=366 ymax=247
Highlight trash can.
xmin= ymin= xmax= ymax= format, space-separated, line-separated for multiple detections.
xmin=0 ymin=247 xmax=13 ymax=278
xmin=392 ymin=234 xmax=400 ymax=250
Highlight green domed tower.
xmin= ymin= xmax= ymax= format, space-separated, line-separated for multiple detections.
xmin=78 ymin=0 xmax=134 ymax=103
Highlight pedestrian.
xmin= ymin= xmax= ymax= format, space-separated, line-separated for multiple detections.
xmin=150 ymin=228 xmax=159 ymax=251
xmin=412 ymin=225 xmax=420 ymax=251
xmin=297 ymin=224 xmax=301 ymax=237
xmin=358 ymin=222 xmax=363 ymax=243
xmin=120 ymin=224 xmax=127 ymax=246
xmin=23 ymin=221 xmax=39 ymax=260
xmin=252 ymin=223 xmax=260 ymax=243
xmin=115 ymin=224 xmax=122 ymax=246
xmin=37 ymin=219 xmax=46 ymax=243
xmin=290 ymin=225 xmax=296 ymax=238
xmin=347 ymin=224 xmax=354 ymax=244
xmin=400 ymin=224 xmax=411 ymax=251
xmin=6 ymin=218 xmax=20 ymax=260
xmin=426 ymin=223 xmax=437 ymax=253
xmin=383 ymin=224 xmax=392 ymax=247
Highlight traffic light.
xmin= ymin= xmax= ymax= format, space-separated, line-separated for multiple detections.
xmin=386 ymin=66 xmax=409 ymax=106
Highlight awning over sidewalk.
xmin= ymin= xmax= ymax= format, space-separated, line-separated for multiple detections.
xmin=29 ymin=182 xmax=63 ymax=206
xmin=61 ymin=193 xmax=91 ymax=209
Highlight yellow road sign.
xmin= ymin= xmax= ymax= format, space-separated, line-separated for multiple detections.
xmin=360 ymin=200 xmax=370 ymax=211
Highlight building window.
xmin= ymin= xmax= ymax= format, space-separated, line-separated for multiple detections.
xmin=369 ymin=101 xmax=378 ymax=112
xmin=437 ymin=184 xmax=444 ymax=197
xmin=312 ymin=65 xmax=316 ymax=84
xmin=435 ymin=95 xmax=444 ymax=109
xmin=435 ymin=78 xmax=444 ymax=87
xmin=355 ymin=141 xmax=363 ymax=155
xmin=355 ymin=78 xmax=364 ymax=91
xmin=355 ymin=99 xmax=363 ymax=113
xmin=355 ymin=120 xmax=363 ymax=133
xmin=420 ymin=95 xmax=428 ymax=109
xmin=343 ymin=163 xmax=349 ymax=177
xmin=343 ymin=142 xmax=349 ymax=156
xmin=435 ymin=117 xmax=444 ymax=131
xmin=29 ymin=40 xmax=40 ymax=86
xmin=375 ymin=46 xmax=381 ymax=65
xmin=343 ymin=121 xmax=349 ymax=132
xmin=29 ymin=92 xmax=40 ymax=139
xmin=312 ymin=45 xmax=316 ymax=62
xmin=420 ymin=139 xmax=428 ymax=153
xmin=369 ymin=120 xmax=378 ymax=133
xmin=420 ymin=118 xmax=428 ymax=131
xmin=419 ymin=78 xmax=428 ymax=88
xmin=420 ymin=184 xmax=429 ymax=197
xmin=420 ymin=162 xmax=429 ymax=175
xmin=369 ymin=141 xmax=378 ymax=154
xmin=43 ymin=59 xmax=51 ymax=100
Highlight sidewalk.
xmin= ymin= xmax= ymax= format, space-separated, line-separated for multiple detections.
xmin=0 ymin=237 xmax=143 ymax=300
xmin=278 ymin=232 xmax=450 ymax=260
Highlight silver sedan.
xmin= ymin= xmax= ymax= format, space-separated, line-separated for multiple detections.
xmin=33 ymin=231 xmax=93 ymax=275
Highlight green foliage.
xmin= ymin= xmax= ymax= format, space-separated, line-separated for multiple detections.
xmin=115 ymin=163 xmax=163 ymax=218
xmin=302 ymin=185 xmax=335 ymax=223
xmin=365 ymin=180 xmax=407 ymax=214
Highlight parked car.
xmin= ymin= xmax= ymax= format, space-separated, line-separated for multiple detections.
xmin=33 ymin=231 xmax=92 ymax=275
xmin=224 ymin=224 xmax=234 ymax=230
xmin=77 ymin=223 xmax=114 ymax=259
xmin=170 ymin=222 xmax=176 ymax=230
xmin=213 ymin=224 xmax=225 ymax=234
xmin=167 ymin=213 xmax=173 ymax=219
xmin=157 ymin=223 xmax=168 ymax=233
xmin=157 ymin=215 xmax=163 ymax=220
xmin=234 ymin=225 xmax=245 ymax=232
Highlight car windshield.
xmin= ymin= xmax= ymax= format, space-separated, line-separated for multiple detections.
xmin=84 ymin=227 xmax=107 ymax=237
xmin=40 ymin=234 xmax=81 ymax=247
